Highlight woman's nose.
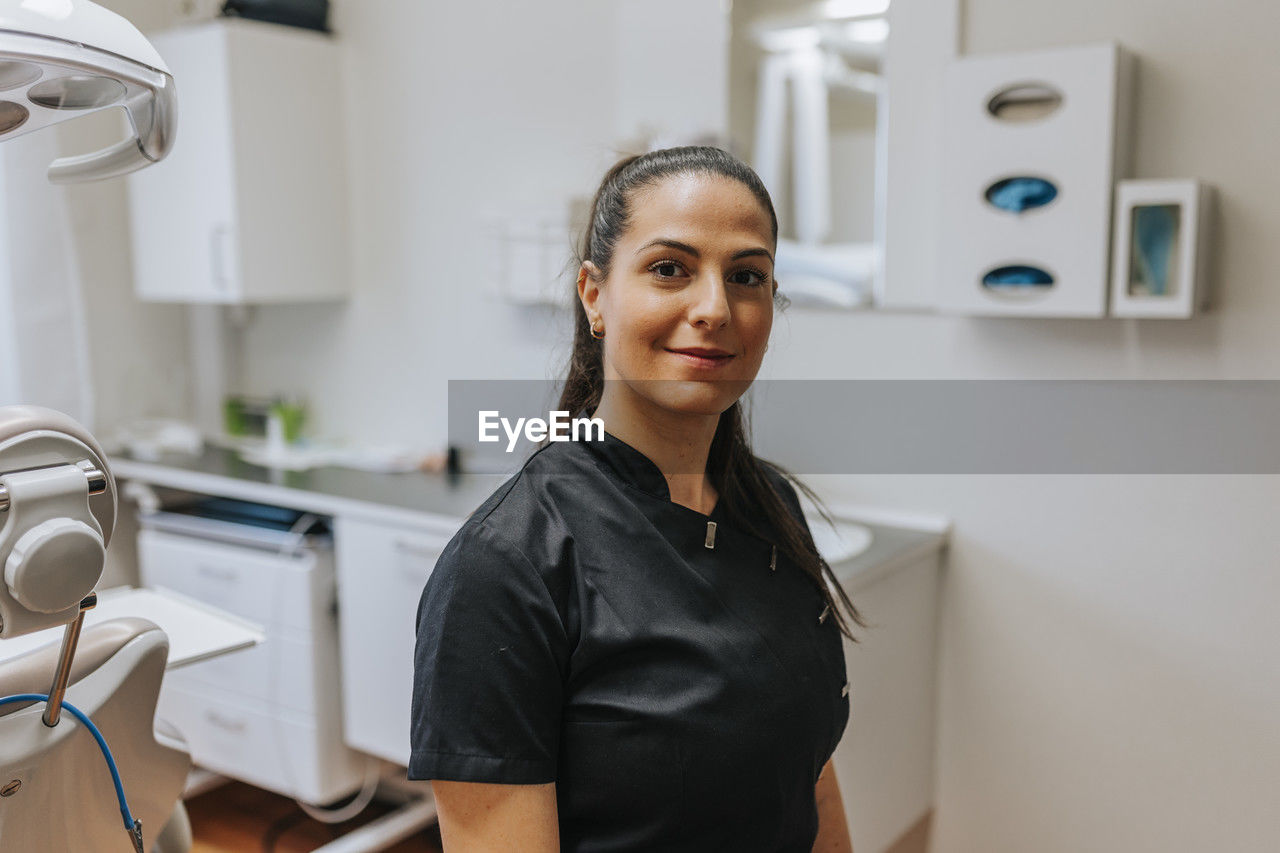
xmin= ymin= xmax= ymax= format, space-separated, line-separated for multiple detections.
xmin=687 ymin=274 xmax=731 ymax=328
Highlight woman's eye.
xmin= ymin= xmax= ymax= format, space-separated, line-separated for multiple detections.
xmin=650 ymin=261 xmax=684 ymax=278
xmin=730 ymin=268 xmax=768 ymax=286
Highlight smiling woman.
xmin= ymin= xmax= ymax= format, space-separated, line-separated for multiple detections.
xmin=411 ymin=147 xmax=862 ymax=852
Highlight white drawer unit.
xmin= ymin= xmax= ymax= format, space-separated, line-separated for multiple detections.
xmin=334 ymin=515 xmax=460 ymax=766
xmin=138 ymin=527 xmax=323 ymax=632
xmin=165 ymin=627 xmax=320 ymax=717
xmin=138 ymin=508 xmax=366 ymax=804
xmin=157 ymin=680 xmax=355 ymax=802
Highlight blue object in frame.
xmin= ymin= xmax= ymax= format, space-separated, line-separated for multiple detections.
xmin=985 ymin=177 xmax=1059 ymax=213
xmin=1132 ymin=204 xmax=1179 ymax=296
xmin=982 ymin=265 xmax=1054 ymax=289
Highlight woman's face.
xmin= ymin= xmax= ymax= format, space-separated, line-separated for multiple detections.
xmin=579 ymin=172 xmax=777 ymax=418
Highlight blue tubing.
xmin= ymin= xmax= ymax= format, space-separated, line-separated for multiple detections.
xmin=0 ymin=693 xmax=136 ymax=832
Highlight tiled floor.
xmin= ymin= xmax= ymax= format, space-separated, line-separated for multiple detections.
xmin=185 ymin=780 xmax=442 ymax=852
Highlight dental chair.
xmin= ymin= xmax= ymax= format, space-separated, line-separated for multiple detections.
xmin=0 ymin=4 xmax=184 ymax=848
xmin=0 ymin=406 xmax=192 ymax=852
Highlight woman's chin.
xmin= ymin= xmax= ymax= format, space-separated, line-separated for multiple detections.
xmin=641 ymin=380 xmax=750 ymax=417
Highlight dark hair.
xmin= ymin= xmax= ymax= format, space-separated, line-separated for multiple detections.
xmin=556 ymin=145 xmax=865 ymax=639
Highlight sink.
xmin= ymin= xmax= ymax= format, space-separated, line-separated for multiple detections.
xmin=806 ymin=516 xmax=874 ymax=565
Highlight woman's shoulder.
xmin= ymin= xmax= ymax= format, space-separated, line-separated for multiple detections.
xmin=433 ymin=441 xmax=594 ymax=593
xmin=424 ymin=508 xmax=573 ymax=636
xmin=461 ymin=438 xmax=599 ymax=529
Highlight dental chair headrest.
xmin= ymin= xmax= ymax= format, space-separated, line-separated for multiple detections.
xmin=0 ymin=405 xmax=116 ymax=640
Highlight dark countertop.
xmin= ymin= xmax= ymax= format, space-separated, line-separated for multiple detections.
xmin=110 ymin=444 xmax=510 ymax=528
xmin=111 ymin=445 xmax=948 ymax=587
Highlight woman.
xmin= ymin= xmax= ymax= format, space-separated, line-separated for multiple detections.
xmin=411 ymin=146 xmax=864 ymax=851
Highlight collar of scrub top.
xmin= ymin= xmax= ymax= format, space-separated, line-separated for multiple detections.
xmin=580 ymin=428 xmax=685 ymax=506
xmin=570 ymin=408 xmax=713 ymax=509
xmin=568 ymin=410 xmax=786 ymax=566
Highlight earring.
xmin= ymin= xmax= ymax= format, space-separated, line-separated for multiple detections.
xmin=590 ymin=322 xmax=605 ymax=340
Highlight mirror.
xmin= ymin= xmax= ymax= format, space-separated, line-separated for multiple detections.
xmin=730 ymin=0 xmax=889 ymax=310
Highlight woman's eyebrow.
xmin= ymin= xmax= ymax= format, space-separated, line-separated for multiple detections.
xmin=636 ymin=238 xmax=774 ymax=263
xmin=732 ymin=247 xmax=775 ymax=263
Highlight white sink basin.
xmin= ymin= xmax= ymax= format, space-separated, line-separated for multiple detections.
xmin=806 ymin=516 xmax=874 ymax=565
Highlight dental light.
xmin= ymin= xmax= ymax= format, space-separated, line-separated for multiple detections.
xmin=0 ymin=0 xmax=176 ymax=182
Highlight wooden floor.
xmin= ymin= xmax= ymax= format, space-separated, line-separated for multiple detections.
xmin=187 ymin=780 xmax=932 ymax=853
xmin=185 ymin=780 xmax=442 ymax=853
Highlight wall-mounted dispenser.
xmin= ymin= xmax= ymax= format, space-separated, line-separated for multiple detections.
xmin=1110 ymin=179 xmax=1213 ymax=319
xmin=938 ymin=43 xmax=1134 ymax=316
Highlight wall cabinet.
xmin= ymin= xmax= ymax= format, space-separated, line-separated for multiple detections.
xmin=127 ymin=19 xmax=349 ymax=304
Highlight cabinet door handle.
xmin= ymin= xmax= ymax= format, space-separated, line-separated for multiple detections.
xmin=205 ymin=709 xmax=247 ymax=733
xmin=210 ymin=224 xmax=231 ymax=291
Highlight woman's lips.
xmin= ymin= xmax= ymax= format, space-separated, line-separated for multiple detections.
xmin=666 ymin=348 xmax=735 ymax=369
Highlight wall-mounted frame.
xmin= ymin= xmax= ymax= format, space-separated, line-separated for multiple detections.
xmin=1109 ymin=179 xmax=1213 ymax=318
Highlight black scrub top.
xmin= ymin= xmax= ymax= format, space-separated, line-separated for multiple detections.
xmin=410 ymin=427 xmax=850 ymax=851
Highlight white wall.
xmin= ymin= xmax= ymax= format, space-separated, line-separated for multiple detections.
xmin=818 ymin=475 xmax=1279 ymax=853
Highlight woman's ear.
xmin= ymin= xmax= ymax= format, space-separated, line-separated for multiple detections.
xmin=578 ymin=262 xmax=602 ymax=311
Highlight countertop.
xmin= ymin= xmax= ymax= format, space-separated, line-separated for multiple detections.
xmin=826 ymin=521 xmax=947 ymax=594
xmin=111 ymin=445 xmax=948 ymax=587
xmin=111 ymin=445 xmax=510 ymax=531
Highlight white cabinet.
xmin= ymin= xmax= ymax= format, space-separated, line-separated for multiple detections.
xmin=832 ymin=544 xmax=943 ymax=853
xmin=334 ymin=514 xmax=460 ymax=766
xmin=139 ymin=525 xmax=366 ymax=804
xmin=127 ymin=19 xmax=348 ymax=304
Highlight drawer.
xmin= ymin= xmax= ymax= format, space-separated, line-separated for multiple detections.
xmin=334 ymin=515 xmax=457 ymax=765
xmin=156 ymin=681 xmax=364 ymax=805
xmin=166 ymin=626 xmax=320 ymax=717
xmin=138 ymin=527 xmax=332 ymax=633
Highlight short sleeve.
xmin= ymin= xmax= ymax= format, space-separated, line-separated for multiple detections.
xmin=409 ymin=519 xmax=568 ymax=783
